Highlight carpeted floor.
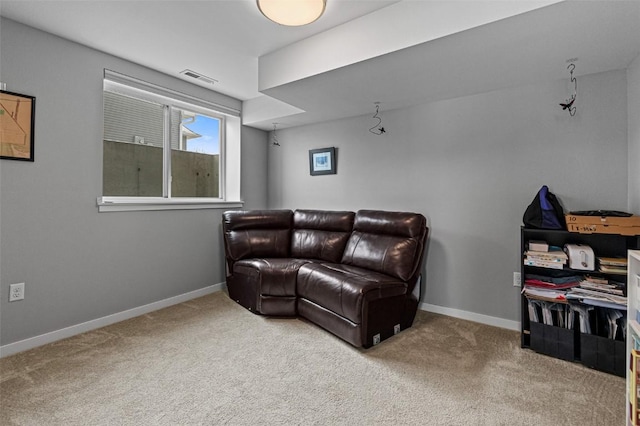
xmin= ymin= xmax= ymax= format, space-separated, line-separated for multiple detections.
xmin=0 ymin=291 xmax=625 ymax=425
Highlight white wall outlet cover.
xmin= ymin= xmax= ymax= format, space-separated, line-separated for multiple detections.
xmin=9 ymin=283 xmax=25 ymax=301
xmin=513 ymin=272 xmax=522 ymax=287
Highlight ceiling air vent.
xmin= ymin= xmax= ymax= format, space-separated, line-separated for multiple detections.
xmin=179 ymin=69 xmax=218 ymax=85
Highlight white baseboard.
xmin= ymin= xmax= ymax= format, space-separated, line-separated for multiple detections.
xmin=419 ymin=302 xmax=520 ymax=331
xmin=0 ymin=283 xmax=226 ymax=358
xmin=1 ymin=287 xmax=518 ymax=358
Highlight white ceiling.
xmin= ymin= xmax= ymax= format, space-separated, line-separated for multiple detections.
xmin=0 ymin=0 xmax=398 ymax=100
xmin=1 ymin=1 xmax=639 ymax=131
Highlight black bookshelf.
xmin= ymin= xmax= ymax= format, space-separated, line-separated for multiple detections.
xmin=520 ymin=227 xmax=639 ymax=375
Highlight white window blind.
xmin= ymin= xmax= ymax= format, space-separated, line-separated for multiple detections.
xmin=103 ymin=91 xmax=164 ymax=147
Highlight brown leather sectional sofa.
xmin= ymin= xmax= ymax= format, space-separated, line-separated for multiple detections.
xmin=222 ymin=209 xmax=428 ymax=348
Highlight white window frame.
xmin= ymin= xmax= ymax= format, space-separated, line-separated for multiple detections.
xmin=98 ymin=70 xmax=242 ymax=212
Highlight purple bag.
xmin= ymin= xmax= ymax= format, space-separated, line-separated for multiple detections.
xmin=523 ymin=186 xmax=567 ymax=230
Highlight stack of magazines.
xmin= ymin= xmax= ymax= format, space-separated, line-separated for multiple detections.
xmin=566 ymin=276 xmax=627 ymax=309
xmin=523 ymin=247 xmax=568 ymax=270
xmin=598 ymin=257 xmax=628 ymax=275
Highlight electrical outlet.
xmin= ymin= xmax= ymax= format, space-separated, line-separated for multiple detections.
xmin=373 ymin=333 xmax=381 ymax=345
xmin=513 ymin=272 xmax=522 ymax=287
xmin=9 ymin=283 xmax=25 ymax=302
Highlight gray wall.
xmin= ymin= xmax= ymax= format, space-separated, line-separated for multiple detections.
xmin=268 ymin=70 xmax=630 ymax=323
xmin=240 ymin=126 xmax=269 ymax=210
xmin=0 ymin=18 xmax=268 ymax=346
xmin=629 ymin=54 xmax=640 ymax=213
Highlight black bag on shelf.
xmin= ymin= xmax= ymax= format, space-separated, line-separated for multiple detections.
xmin=523 ymin=185 xmax=567 ymax=230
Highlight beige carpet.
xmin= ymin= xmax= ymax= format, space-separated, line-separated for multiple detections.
xmin=0 ymin=291 xmax=625 ymax=425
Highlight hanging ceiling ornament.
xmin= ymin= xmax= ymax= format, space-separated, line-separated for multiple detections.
xmin=560 ymin=63 xmax=577 ymax=116
xmin=272 ymin=123 xmax=281 ymax=146
xmin=369 ymin=102 xmax=386 ymax=135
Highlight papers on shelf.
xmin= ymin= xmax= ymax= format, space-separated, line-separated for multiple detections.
xmin=524 ymin=248 xmax=568 ymax=269
xmin=606 ymin=309 xmax=624 ymax=339
xmin=527 ymin=299 xmax=572 ymax=328
xmin=570 ymin=304 xmax=593 ymax=334
xmin=566 ymin=282 xmax=627 ymax=310
xmin=598 ymin=256 xmax=628 ymax=275
xmin=526 ymin=297 xmax=626 ymax=339
xmin=578 ymin=277 xmax=624 ymax=295
xmin=598 ymin=264 xmax=628 ymax=275
xmin=524 ymin=273 xmax=626 ymax=310
xmin=523 ymin=287 xmax=567 ymax=301
xmin=598 ymin=257 xmax=628 ymax=267
xmin=522 ymin=273 xmax=581 ymax=302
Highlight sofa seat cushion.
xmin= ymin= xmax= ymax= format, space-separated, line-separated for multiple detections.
xmin=233 ymin=258 xmax=310 ymax=297
xmin=296 ymin=263 xmax=407 ymax=324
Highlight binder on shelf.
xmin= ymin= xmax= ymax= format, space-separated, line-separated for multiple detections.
xmin=630 ymin=350 xmax=640 ymax=425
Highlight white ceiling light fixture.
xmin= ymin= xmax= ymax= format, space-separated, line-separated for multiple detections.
xmin=257 ymin=0 xmax=326 ymax=26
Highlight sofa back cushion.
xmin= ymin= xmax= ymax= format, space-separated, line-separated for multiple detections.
xmin=341 ymin=210 xmax=427 ymax=281
xmin=223 ymin=210 xmax=292 ymax=261
xmin=291 ymin=210 xmax=355 ymax=263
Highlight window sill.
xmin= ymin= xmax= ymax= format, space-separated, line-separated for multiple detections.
xmin=97 ymin=197 xmax=243 ymax=212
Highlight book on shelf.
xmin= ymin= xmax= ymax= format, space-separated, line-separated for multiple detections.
xmin=524 ymin=247 xmax=568 ymax=270
xmin=599 ymin=264 xmax=628 ymax=275
xmin=524 ymin=259 xmax=565 ymax=269
xmin=528 ymin=240 xmax=549 ymax=252
xmin=598 ymin=257 xmax=628 ymax=267
xmin=524 ymin=250 xmax=568 ymax=262
xmin=597 ymin=256 xmax=627 ymax=275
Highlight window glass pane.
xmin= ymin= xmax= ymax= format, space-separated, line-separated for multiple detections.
xmin=171 ymin=109 xmax=221 ymax=198
xmin=103 ymin=91 xmax=164 ymax=196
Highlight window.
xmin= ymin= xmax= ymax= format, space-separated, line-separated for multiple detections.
xmin=98 ymin=70 xmax=242 ymax=212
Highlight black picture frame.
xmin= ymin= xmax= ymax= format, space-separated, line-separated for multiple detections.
xmin=309 ymin=147 xmax=336 ymax=176
xmin=0 ymin=90 xmax=36 ymax=161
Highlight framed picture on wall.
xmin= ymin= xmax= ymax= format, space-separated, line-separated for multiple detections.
xmin=0 ymin=90 xmax=36 ymax=161
xmin=309 ymin=147 xmax=336 ymax=176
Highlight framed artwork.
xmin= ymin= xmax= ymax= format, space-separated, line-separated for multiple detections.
xmin=309 ymin=147 xmax=336 ymax=176
xmin=0 ymin=90 xmax=35 ymax=161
